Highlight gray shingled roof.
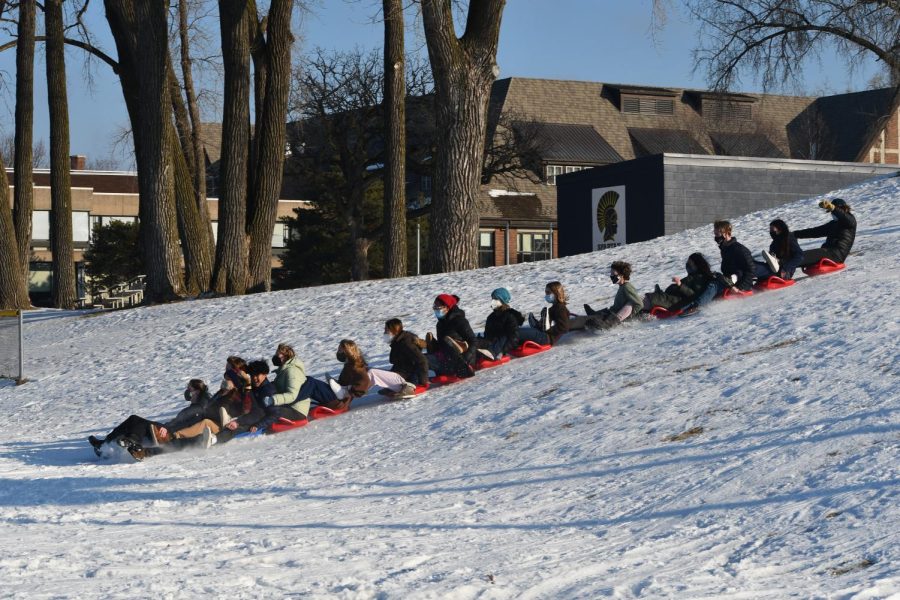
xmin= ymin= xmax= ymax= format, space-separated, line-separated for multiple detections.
xmin=805 ymin=87 xmax=900 ymax=162
xmin=530 ymin=122 xmax=622 ymax=163
xmin=629 ymin=127 xmax=708 ymax=156
xmin=710 ymin=131 xmax=785 ymax=158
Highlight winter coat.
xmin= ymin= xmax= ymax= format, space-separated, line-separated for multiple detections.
xmin=611 ymin=282 xmax=643 ymax=319
xmin=547 ymin=302 xmax=570 ymax=346
xmin=719 ymin=238 xmax=755 ymax=291
xmin=389 ymin=330 xmax=429 ymax=385
xmin=646 ymin=272 xmax=713 ymax=310
xmin=165 ymin=389 xmax=213 ymax=432
xmin=794 ymin=210 xmax=856 ymax=263
xmin=483 ymin=306 xmax=525 ymax=354
xmin=272 ymin=356 xmax=309 ymax=417
xmin=235 ymin=380 xmax=276 ymax=429
xmin=770 ymin=233 xmax=805 ymax=279
xmin=436 ymin=305 xmax=477 ymax=365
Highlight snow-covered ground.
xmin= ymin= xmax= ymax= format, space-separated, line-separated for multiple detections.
xmin=1 ymin=174 xmax=898 ymax=599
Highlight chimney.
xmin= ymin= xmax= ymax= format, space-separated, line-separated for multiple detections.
xmin=70 ymin=155 xmax=86 ymax=170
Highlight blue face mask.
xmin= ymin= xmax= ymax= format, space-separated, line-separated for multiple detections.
xmin=434 ymin=308 xmax=447 ymax=320
xmin=545 ymin=294 xmax=554 ymax=304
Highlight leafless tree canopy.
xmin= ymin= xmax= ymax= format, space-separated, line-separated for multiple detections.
xmin=687 ymin=0 xmax=900 ymax=90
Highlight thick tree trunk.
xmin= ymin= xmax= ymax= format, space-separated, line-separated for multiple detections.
xmin=14 ymin=0 xmax=36 ymax=293
xmin=177 ymin=0 xmax=207 ymax=209
xmin=0 ymin=152 xmax=31 ymax=309
xmin=421 ymin=0 xmax=505 ymax=273
xmin=45 ymin=0 xmax=77 ymax=309
xmin=382 ymin=0 xmax=407 ymax=278
xmin=132 ymin=0 xmax=184 ymax=302
xmin=351 ymin=234 xmax=371 ymax=282
xmin=246 ymin=0 xmax=293 ymax=293
xmin=212 ymin=0 xmax=253 ymax=295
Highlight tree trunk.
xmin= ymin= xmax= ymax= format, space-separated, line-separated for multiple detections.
xmin=421 ymin=0 xmax=505 ymax=273
xmin=45 ymin=0 xmax=77 ymax=309
xmin=14 ymin=0 xmax=36 ymax=294
xmin=211 ymin=0 xmax=252 ymax=295
xmin=352 ymin=234 xmax=371 ymax=281
xmin=168 ymin=62 xmax=214 ymax=294
xmin=177 ymin=0 xmax=207 ymax=209
xmin=0 ymin=152 xmax=31 ymax=309
xmin=246 ymin=0 xmax=294 ymax=293
xmin=382 ymin=0 xmax=407 ymax=278
xmin=131 ymin=0 xmax=184 ymax=302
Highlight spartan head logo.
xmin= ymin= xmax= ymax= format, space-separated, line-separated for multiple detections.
xmin=596 ymin=190 xmax=619 ymax=242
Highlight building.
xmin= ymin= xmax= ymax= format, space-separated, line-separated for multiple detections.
xmin=476 ymin=78 xmax=900 ymax=266
xmin=6 ymin=155 xmax=308 ymax=306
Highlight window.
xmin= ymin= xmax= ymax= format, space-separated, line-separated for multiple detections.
xmin=90 ymin=215 xmax=137 ymax=234
xmin=517 ymin=231 xmax=551 ymax=263
xmin=272 ymin=222 xmax=289 ymax=248
xmin=622 ymin=96 xmax=675 ymax=115
xmin=73 ymin=212 xmax=90 ymax=243
xmin=478 ymin=230 xmax=495 ymax=268
xmin=210 ymin=221 xmax=218 ymax=242
xmin=33 ymin=211 xmax=50 ymax=241
xmin=565 ymin=166 xmax=583 ymax=174
xmin=545 ymin=165 xmax=564 ymax=185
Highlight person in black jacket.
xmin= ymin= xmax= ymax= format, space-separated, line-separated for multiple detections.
xmin=427 ymin=294 xmax=477 ymax=378
xmin=795 ymin=198 xmax=857 ymax=266
xmin=715 ymin=220 xmax=755 ymax=291
xmin=385 ymin=318 xmax=429 ymax=386
xmin=643 ymin=253 xmax=716 ymax=311
xmin=755 ymin=219 xmax=805 ymax=280
xmin=518 ymin=281 xmax=571 ymax=346
xmin=87 ymin=379 xmax=213 ymax=459
xmin=476 ymin=287 xmax=525 ymax=360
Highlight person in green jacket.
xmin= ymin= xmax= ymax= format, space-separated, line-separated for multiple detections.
xmin=643 ymin=253 xmax=716 ymax=312
xmin=582 ymin=261 xmax=644 ymax=331
xmin=262 ymin=342 xmax=310 ymax=420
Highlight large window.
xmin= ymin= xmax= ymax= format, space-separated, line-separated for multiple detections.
xmin=33 ymin=210 xmax=50 ymax=241
xmin=545 ymin=165 xmax=564 ymax=185
xmin=517 ymin=231 xmax=551 ymax=263
xmin=31 ymin=210 xmax=93 ymax=242
xmin=272 ymin=222 xmax=289 ymax=248
xmin=478 ymin=230 xmax=495 ymax=268
xmin=72 ymin=211 xmax=91 ymax=243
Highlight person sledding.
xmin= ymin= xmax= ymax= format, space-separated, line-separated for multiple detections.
xmin=325 ymin=339 xmax=418 ymax=405
xmin=690 ymin=220 xmax=756 ymax=309
xmin=384 ymin=318 xmax=430 ymax=388
xmin=475 ymin=287 xmax=525 ymax=361
xmin=643 ymin=253 xmax=717 ymax=313
xmin=517 ymin=281 xmax=570 ymax=346
xmin=581 ymin=261 xmax=643 ymax=331
xmin=795 ymin=198 xmax=856 ymax=267
xmin=754 ymin=219 xmax=804 ymax=280
xmin=87 ymin=378 xmax=213 ymax=460
xmin=425 ymin=294 xmax=477 ymax=378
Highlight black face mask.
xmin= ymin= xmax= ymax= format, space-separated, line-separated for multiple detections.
xmin=770 ymin=230 xmax=780 ymax=239
xmin=271 ymin=354 xmax=283 ymax=367
xmin=685 ymin=262 xmax=697 ymax=275
xmin=336 ymin=351 xmax=347 ymax=363
xmin=714 ymin=235 xmax=725 ymax=246
xmin=610 ymin=274 xmax=620 ymax=284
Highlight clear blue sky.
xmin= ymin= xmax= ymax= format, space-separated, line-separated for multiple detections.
xmin=0 ymin=0 xmax=881 ymax=169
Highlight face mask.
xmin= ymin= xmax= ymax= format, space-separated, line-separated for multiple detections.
xmin=271 ymin=354 xmax=283 ymax=367
xmin=714 ymin=235 xmax=725 ymax=246
xmin=434 ymin=308 xmax=447 ymax=320
xmin=383 ymin=333 xmax=394 ymax=345
xmin=544 ymin=294 xmax=555 ymax=304
xmin=610 ymin=274 xmax=621 ymax=285
xmin=770 ymin=230 xmax=779 ymax=239
xmin=685 ymin=263 xmax=697 ymax=275
xmin=336 ymin=350 xmax=347 ymax=363
xmin=490 ymin=299 xmax=503 ymax=309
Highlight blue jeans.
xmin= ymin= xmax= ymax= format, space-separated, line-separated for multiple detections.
xmin=516 ymin=326 xmax=550 ymax=346
xmin=298 ymin=376 xmax=337 ymax=403
xmin=695 ymin=280 xmax=726 ymax=307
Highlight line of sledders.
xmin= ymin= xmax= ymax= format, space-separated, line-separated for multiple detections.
xmin=89 ymin=198 xmax=855 ymax=461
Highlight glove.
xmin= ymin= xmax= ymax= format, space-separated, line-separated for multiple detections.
xmin=262 ymin=396 xmax=274 ymax=407
xmin=819 ymin=199 xmax=834 ymax=212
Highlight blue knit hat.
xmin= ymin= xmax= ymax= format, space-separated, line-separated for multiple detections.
xmin=490 ymin=287 xmax=511 ymax=305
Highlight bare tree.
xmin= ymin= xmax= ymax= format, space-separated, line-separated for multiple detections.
xmin=382 ymin=0 xmax=407 ymax=278
xmin=420 ymin=0 xmax=505 ymax=272
xmin=45 ymin=0 xmax=77 ymax=309
xmin=788 ymin=102 xmax=838 ymax=159
xmin=687 ymin=0 xmax=900 ymax=90
xmin=13 ymin=0 xmax=35 ymax=290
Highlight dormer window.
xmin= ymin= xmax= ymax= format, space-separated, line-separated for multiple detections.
xmin=703 ymin=99 xmax=752 ymax=121
xmin=610 ymin=85 xmax=678 ymax=116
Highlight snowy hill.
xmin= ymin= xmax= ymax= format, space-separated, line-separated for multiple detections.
xmin=1 ymin=174 xmax=898 ymax=598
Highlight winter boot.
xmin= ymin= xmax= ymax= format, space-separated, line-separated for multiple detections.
xmin=444 ymin=337 xmax=468 ymax=355
xmin=527 ymin=312 xmax=539 ymax=329
xmin=583 ymin=303 xmax=596 ymax=315
xmin=327 ymin=376 xmax=348 ymax=400
xmin=201 ymin=426 xmax=216 ymax=449
xmin=126 ymin=443 xmax=146 ymax=462
xmin=398 ymin=382 xmax=418 ymax=399
xmin=762 ymin=250 xmax=780 ymax=274
xmin=477 ymin=348 xmax=495 ymax=361
xmin=219 ymin=407 xmax=233 ymax=428
xmin=88 ymin=436 xmax=104 ymax=456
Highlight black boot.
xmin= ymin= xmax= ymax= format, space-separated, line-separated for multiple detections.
xmin=88 ymin=435 xmax=104 ymax=456
xmin=583 ymin=303 xmax=596 ymax=315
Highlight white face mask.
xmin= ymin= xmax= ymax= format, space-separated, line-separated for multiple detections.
xmin=490 ymin=299 xmax=502 ymax=309
xmin=383 ymin=333 xmax=394 ymax=345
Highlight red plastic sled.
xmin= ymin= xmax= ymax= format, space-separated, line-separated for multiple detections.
xmin=509 ymin=341 xmax=552 ymax=358
xmin=755 ymin=275 xmax=796 ymax=291
xmin=309 ymin=405 xmax=347 ymax=420
xmin=430 ymin=373 xmax=463 ymax=386
xmin=269 ymin=417 xmax=309 ymax=434
xmin=722 ymin=287 xmax=753 ymax=300
xmin=802 ymin=258 xmax=845 ymax=276
xmin=475 ymin=354 xmax=511 ymax=370
xmin=649 ymin=306 xmax=683 ymax=319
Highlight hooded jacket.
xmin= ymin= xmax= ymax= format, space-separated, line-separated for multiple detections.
xmin=794 ymin=210 xmax=856 ymax=263
xmin=389 ymin=330 xmax=429 ymax=385
xmin=483 ymin=306 xmax=525 ymax=353
xmin=436 ymin=304 xmax=477 ymax=364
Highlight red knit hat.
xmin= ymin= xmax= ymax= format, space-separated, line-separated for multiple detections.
xmin=434 ymin=294 xmax=458 ymax=309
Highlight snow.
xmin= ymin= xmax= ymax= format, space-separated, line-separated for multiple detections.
xmin=1 ymin=174 xmax=899 ymax=598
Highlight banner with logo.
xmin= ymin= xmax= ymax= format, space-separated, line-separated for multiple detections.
xmin=591 ymin=185 xmax=626 ymax=250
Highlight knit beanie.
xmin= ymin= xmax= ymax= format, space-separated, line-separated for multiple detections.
xmin=434 ymin=294 xmax=458 ymax=310
xmin=490 ymin=287 xmax=511 ymax=305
